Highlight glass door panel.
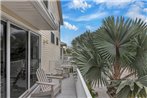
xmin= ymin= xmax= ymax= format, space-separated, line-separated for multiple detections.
xmin=10 ymin=24 xmax=28 ymax=98
xmin=30 ymin=33 xmax=40 ymax=86
xmin=0 ymin=21 xmax=7 ymax=98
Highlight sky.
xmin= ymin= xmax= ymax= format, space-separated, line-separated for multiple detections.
xmin=60 ymin=0 xmax=147 ymax=46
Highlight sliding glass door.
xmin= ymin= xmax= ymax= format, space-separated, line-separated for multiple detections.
xmin=0 ymin=21 xmax=41 ymax=98
xmin=0 ymin=21 xmax=7 ymax=98
xmin=30 ymin=33 xmax=40 ymax=86
xmin=10 ymin=24 xmax=28 ymax=98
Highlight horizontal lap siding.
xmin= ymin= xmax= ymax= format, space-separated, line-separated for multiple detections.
xmin=41 ymin=1 xmax=61 ymax=74
xmin=41 ymin=30 xmax=60 ymax=74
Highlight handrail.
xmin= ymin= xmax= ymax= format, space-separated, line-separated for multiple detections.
xmin=19 ymin=84 xmax=39 ymax=98
xmin=76 ymin=68 xmax=92 ymax=98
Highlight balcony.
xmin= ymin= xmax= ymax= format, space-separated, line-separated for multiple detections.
xmin=1 ymin=0 xmax=58 ymax=30
xmin=19 ymin=61 xmax=92 ymax=98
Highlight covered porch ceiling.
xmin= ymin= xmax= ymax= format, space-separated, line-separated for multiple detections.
xmin=1 ymin=0 xmax=57 ymax=30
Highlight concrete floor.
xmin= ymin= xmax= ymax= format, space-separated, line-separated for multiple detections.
xmin=57 ymin=74 xmax=109 ymax=98
xmin=56 ymin=74 xmax=77 ymax=98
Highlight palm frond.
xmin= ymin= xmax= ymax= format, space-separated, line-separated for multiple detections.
xmin=116 ymin=76 xmax=147 ymax=98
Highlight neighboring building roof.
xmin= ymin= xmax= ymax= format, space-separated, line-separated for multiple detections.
xmin=61 ymin=42 xmax=67 ymax=46
xmin=57 ymin=0 xmax=63 ymax=25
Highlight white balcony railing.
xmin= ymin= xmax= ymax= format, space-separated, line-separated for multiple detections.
xmin=76 ymin=68 xmax=92 ymax=98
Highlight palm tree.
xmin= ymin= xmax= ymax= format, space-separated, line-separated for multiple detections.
xmin=72 ymin=16 xmax=147 ymax=98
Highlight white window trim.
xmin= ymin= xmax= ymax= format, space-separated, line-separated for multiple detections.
xmin=6 ymin=21 xmax=11 ymax=98
xmin=29 ymin=31 xmax=41 ymax=88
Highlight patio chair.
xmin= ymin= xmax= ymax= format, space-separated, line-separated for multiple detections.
xmin=55 ymin=62 xmax=70 ymax=78
xmin=31 ymin=68 xmax=63 ymax=98
xmin=48 ymin=61 xmax=66 ymax=78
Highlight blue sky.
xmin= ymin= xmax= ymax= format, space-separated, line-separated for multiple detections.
xmin=60 ymin=0 xmax=147 ymax=46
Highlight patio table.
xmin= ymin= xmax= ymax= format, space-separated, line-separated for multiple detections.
xmin=61 ymin=64 xmax=72 ymax=77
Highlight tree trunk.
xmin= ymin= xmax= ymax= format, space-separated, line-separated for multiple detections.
xmin=113 ymin=61 xmax=121 ymax=80
xmin=107 ymin=46 xmax=121 ymax=98
xmin=107 ymin=86 xmax=117 ymax=98
xmin=113 ymin=46 xmax=121 ymax=80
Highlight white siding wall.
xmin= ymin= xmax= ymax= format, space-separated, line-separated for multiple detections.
xmin=48 ymin=1 xmax=60 ymax=25
xmin=38 ymin=0 xmax=61 ymax=73
xmin=41 ymin=30 xmax=60 ymax=73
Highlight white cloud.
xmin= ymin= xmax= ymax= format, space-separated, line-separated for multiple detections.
xmin=62 ymin=14 xmax=73 ymax=21
xmin=135 ymin=1 xmax=144 ymax=8
xmin=68 ymin=0 xmax=91 ymax=12
xmin=85 ymin=25 xmax=96 ymax=31
xmin=75 ymin=11 xmax=108 ymax=21
xmin=93 ymin=0 xmax=134 ymax=8
xmin=113 ymin=10 xmax=120 ymax=15
xmin=63 ymin=15 xmax=69 ymax=19
xmin=86 ymin=25 xmax=93 ymax=30
xmin=64 ymin=21 xmax=78 ymax=31
xmin=143 ymin=8 xmax=147 ymax=12
xmin=126 ymin=2 xmax=147 ymax=22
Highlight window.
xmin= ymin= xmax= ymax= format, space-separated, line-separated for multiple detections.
xmin=43 ymin=0 xmax=48 ymax=9
xmin=56 ymin=37 xmax=59 ymax=45
xmin=51 ymin=32 xmax=55 ymax=44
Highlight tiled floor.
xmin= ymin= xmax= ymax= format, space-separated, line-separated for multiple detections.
xmin=56 ymin=74 xmax=77 ymax=98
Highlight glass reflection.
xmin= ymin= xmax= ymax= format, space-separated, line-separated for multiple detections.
xmin=10 ymin=25 xmax=28 ymax=98
xmin=30 ymin=33 xmax=39 ymax=86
